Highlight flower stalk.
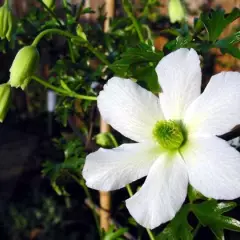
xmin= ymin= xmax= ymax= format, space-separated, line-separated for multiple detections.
xmin=31 ymin=76 xmax=97 ymax=101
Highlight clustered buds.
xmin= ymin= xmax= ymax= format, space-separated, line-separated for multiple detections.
xmin=168 ymin=0 xmax=185 ymax=23
xmin=0 ymin=83 xmax=11 ymax=122
xmin=0 ymin=0 xmax=15 ymax=41
xmin=9 ymin=45 xmax=39 ymax=90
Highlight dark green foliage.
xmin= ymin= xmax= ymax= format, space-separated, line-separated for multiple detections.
xmin=156 ymin=205 xmax=193 ymax=240
xmin=199 ymin=8 xmax=240 ymax=42
xmin=192 ymin=200 xmax=240 ymax=239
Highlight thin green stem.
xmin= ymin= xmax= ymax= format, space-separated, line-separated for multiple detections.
xmin=146 ymin=229 xmax=155 ymax=240
xmin=126 ymin=184 xmax=133 ymax=197
xmin=32 ymin=28 xmax=76 ymax=47
xmin=31 ymin=28 xmax=113 ymax=70
xmin=193 ymin=222 xmax=201 ymax=238
xmin=62 ymin=0 xmax=68 ymax=8
xmin=126 ymin=184 xmax=155 ymax=240
xmin=69 ymin=173 xmax=101 ymax=236
xmin=67 ymin=40 xmax=76 ymax=63
xmin=37 ymin=0 xmax=63 ymax=27
xmin=122 ymin=0 xmax=144 ymax=42
xmin=75 ymin=0 xmax=85 ymax=21
xmin=32 ymin=75 xmax=97 ymax=101
xmin=85 ymin=42 xmax=112 ymax=68
xmin=4 ymin=0 xmax=9 ymax=7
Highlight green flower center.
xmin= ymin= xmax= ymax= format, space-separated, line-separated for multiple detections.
xmin=152 ymin=120 xmax=185 ymax=150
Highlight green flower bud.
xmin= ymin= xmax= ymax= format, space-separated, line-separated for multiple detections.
xmin=0 ymin=83 xmax=11 ymax=122
xmin=168 ymin=0 xmax=185 ymax=23
xmin=0 ymin=1 xmax=16 ymax=41
xmin=9 ymin=46 xmax=40 ymax=90
xmin=42 ymin=0 xmax=55 ymax=10
xmin=95 ymin=132 xmax=117 ymax=148
xmin=152 ymin=120 xmax=185 ymax=150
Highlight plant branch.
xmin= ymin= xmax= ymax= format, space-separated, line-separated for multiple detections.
xmin=122 ymin=0 xmax=144 ymax=42
xmin=37 ymin=0 xmax=63 ymax=27
xmin=31 ymin=28 xmax=113 ymax=71
xmin=31 ymin=75 xmax=97 ymax=101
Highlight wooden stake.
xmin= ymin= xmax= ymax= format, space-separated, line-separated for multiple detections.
xmin=99 ymin=0 xmax=115 ymax=232
xmin=99 ymin=119 xmax=111 ymax=231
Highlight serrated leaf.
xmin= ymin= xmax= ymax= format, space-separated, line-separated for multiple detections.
xmin=200 ymin=8 xmax=240 ymax=42
xmin=110 ymin=43 xmax=163 ymax=91
xmin=156 ymin=205 xmax=192 ymax=240
xmin=215 ymin=31 xmax=240 ymax=59
xmin=192 ymin=200 xmax=240 ymax=240
xmin=164 ymin=36 xmax=195 ymax=51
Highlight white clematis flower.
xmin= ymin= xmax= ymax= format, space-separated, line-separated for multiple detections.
xmin=83 ymin=48 xmax=240 ymax=229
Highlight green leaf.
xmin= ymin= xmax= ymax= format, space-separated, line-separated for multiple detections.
xmin=215 ymin=31 xmax=240 ymax=59
xmin=132 ymin=65 xmax=160 ymax=92
xmin=110 ymin=43 xmax=163 ymax=92
xmin=188 ymin=185 xmax=207 ymax=203
xmin=103 ymin=225 xmax=128 ymax=240
xmin=200 ymin=8 xmax=240 ymax=42
xmin=42 ymin=138 xmax=86 ymax=195
xmin=156 ymin=205 xmax=192 ymax=240
xmin=192 ymin=200 xmax=240 ymax=239
xmin=164 ymin=36 xmax=195 ymax=52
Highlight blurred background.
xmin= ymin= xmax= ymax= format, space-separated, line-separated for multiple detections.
xmin=0 ymin=0 xmax=239 ymax=239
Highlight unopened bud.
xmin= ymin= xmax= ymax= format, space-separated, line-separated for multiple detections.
xmin=0 ymin=1 xmax=15 ymax=41
xmin=0 ymin=83 xmax=11 ymax=122
xmin=9 ymin=46 xmax=39 ymax=90
xmin=95 ymin=133 xmax=116 ymax=148
xmin=42 ymin=0 xmax=55 ymax=10
xmin=168 ymin=0 xmax=185 ymax=23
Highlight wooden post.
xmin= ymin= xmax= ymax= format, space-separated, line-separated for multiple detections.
xmin=99 ymin=0 xmax=115 ymax=232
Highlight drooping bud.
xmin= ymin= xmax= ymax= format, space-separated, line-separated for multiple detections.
xmin=42 ymin=0 xmax=55 ymax=10
xmin=0 ymin=83 xmax=11 ymax=122
xmin=152 ymin=120 xmax=185 ymax=150
xmin=0 ymin=0 xmax=16 ymax=41
xmin=168 ymin=0 xmax=185 ymax=23
xmin=8 ymin=45 xmax=39 ymax=90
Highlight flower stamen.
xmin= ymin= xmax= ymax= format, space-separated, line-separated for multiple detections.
xmin=152 ymin=120 xmax=185 ymax=150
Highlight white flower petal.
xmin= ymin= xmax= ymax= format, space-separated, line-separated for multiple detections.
xmin=156 ymin=48 xmax=201 ymax=119
xmin=181 ymin=136 xmax=240 ymax=200
xmin=82 ymin=142 xmax=161 ymax=191
xmin=126 ymin=152 xmax=188 ymax=229
xmin=184 ymin=72 xmax=240 ymax=136
xmin=98 ymin=77 xmax=163 ymax=142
